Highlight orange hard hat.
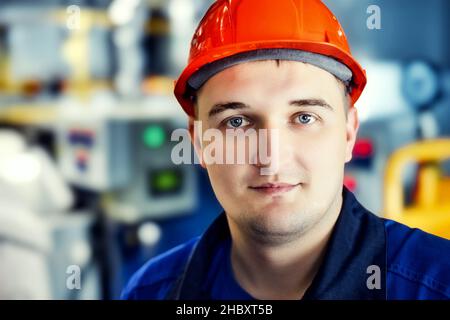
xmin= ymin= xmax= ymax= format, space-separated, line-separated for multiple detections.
xmin=174 ymin=0 xmax=367 ymax=117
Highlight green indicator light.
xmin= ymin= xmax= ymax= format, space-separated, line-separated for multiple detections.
xmin=154 ymin=171 xmax=179 ymax=191
xmin=143 ymin=125 xmax=166 ymax=148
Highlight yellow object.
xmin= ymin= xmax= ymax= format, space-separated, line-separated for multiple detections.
xmin=384 ymin=139 xmax=450 ymax=239
xmin=142 ymin=76 xmax=175 ymax=96
xmin=0 ymin=105 xmax=57 ymax=126
xmin=58 ymin=8 xmax=112 ymax=99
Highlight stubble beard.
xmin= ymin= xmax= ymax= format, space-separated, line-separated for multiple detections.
xmin=232 ymin=208 xmax=324 ymax=247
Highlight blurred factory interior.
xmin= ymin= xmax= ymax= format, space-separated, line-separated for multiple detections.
xmin=0 ymin=0 xmax=449 ymax=299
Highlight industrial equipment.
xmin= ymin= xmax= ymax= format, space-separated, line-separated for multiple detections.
xmin=384 ymin=139 xmax=450 ymax=239
xmin=57 ymin=96 xmax=197 ymax=222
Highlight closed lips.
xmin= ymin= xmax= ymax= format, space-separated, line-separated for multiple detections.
xmin=249 ymin=182 xmax=300 ymax=189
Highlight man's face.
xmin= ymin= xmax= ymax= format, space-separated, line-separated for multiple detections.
xmin=190 ymin=60 xmax=359 ymax=245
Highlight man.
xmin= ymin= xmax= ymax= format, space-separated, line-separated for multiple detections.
xmin=122 ymin=0 xmax=450 ymax=299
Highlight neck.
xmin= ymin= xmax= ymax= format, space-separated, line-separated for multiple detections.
xmin=228 ymin=191 xmax=343 ymax=300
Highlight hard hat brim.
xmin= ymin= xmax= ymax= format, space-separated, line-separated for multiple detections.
xmin=174 ymin=41 xmax=367 ymax=117
xmin=187 ymin=48 xmax=353 ymax=93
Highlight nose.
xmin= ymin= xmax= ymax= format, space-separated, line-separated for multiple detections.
xmin=251 ymin=124 xmax=296 ymax=176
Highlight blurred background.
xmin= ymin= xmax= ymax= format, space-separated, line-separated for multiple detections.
xmin=0 ymin=0 xmax=449 ymax=299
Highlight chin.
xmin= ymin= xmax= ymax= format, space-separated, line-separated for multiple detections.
xmin=247 ymin=215 xmax=311 ymax=245
xmin=253 ymin=205 xmax=306 ymax=225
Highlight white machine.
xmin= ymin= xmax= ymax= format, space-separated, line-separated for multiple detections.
xmin=0 ymin=130 xmax=100 ymax=299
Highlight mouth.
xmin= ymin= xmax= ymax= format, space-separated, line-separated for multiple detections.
xmin=248 ymin=182 xmax=301 ymax=195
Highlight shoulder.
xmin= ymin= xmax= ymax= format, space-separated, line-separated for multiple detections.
xmin=121 ymin=236 xmax=200 ymax=300
xmin=384 ymin=219 xmax=450 ymax=299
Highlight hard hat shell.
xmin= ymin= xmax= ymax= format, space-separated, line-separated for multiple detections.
xmin=174 ymin=0 xmax=367 ymax=117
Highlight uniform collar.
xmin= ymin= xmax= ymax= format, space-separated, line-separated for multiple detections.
xmin=173 ymin=186 xmax=386 ymax=300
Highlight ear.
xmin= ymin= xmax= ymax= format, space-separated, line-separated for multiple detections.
xmin=344 ymin=106 xmax=359 ymax=163
xmin=188 ymin=117 xmax=206 ymax=169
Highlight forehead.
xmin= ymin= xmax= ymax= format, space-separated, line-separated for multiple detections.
xmin=196 ymin=60 xmax=344 ymax=113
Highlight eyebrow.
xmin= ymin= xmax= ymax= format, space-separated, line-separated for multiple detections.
xmin=207 ymin=98 xmax=333 ymax=118
xmin=208 ymin=102 xmax=249 ymax=118
xmin=289 ymin=99 xmax=334 ymax=110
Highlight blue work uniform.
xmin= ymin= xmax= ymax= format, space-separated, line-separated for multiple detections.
xmin=121 ymin=187 xmax=450 ymax=300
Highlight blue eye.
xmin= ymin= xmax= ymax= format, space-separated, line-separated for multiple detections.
xmin=296 ymin=114 xmax=317 ymax=125
xmin=226 ymin=117 xmax=250 ymax=128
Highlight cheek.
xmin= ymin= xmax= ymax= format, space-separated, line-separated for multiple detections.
xmin=299 ymin=129 xmax=347 ymax=178
xmin=206 ymin=164 xmax=227 ymax=185
xmin=206 ymin=164 xmax=244 ymax=196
